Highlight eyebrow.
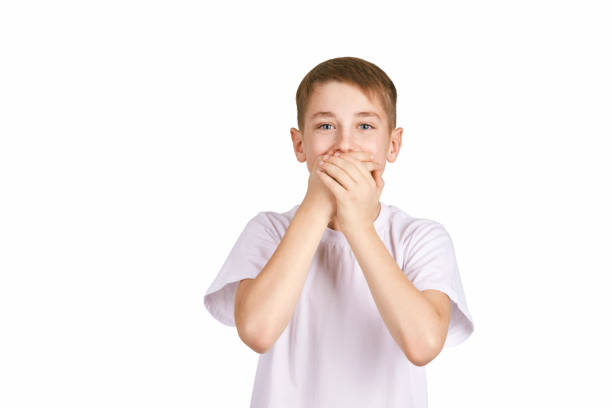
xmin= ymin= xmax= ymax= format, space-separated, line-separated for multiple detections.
xmin=310 ymin=111 xmax=381 ymax=120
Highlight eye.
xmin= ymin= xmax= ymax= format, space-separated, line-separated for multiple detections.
xmin=317 ymin=123 xmax=333 ymax=130
xmin=359 ymin=123 xmax=374 ymax=130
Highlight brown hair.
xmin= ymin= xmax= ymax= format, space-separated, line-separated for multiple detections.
xmin=295 ymin=56 xmax=397 ymax=133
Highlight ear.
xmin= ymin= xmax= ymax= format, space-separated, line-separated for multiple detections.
xmin=290 ymin=127 xmax=306 ymax=162
xmin=387 ymin=127 xmax=403 ymax=163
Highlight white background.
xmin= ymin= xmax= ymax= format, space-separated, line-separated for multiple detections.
xmin=1 ymin=0 xmax=611 ymax=406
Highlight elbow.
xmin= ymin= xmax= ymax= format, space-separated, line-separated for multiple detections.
xmin=407 ymin=353 xmax=433 ymax=367
xmin=249 ymin=334 xmax=272 ymax=355
xmin=404 ymin=349 xmax=431 ymax=367
xmin=236 ymin=320 xmax=272 ymax=354
xmin=235 ymin=305 xmax=269 ymax=354
xmin=403 ymin=335 xmax=443 ymax=367
xmin=247 ymin=339 xmax=271 ymax=355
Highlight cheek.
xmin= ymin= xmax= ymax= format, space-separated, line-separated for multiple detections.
xmin=308 ymin=144 xmax=334 ymax=161
xmin=307 ymin=151 xmax=330 ymax=173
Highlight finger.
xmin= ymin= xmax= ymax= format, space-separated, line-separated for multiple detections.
xmin=353 ymin=152 xmax=383 ymax=179
xmin=324 ymin=157 xmax=380 ymax=179
xmin=340 ymin=154 xmax=373 ymax=180
xmin=319 ymin=159 xmax=355 ymax=189
xmin=323 ymin=151 xmax=380 ymax=182
xmin=341 ymin=150 xmax=375 ymax=161
xmin=374 ymin=169 xmax=385 ymax=198
xmin=374 ymin=169 xmax=384 ymax=189
xmin=363 ymin=160 xmax=382 ymax=170
xmin=321 ymin=154 xmax=360 ymax=184
xmin=314 ymin=154 xmax=333 ymax=174
xmin=364 ymin=161 xmax=383 ymax=177
xmin=355 ymin=160 xmax=382 ymax=181
xmin=316 ymin=167 xmax=346 ymax=196
xmin=336 ymin=153 xmax=376 ymax=182
xmin=327 ymin=150 xmax=372 ymax=164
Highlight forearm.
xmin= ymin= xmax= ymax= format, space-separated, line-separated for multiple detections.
xmin=345 ymin=225 xmax=441 ymax=366
xmin=235 ymin=201 xmax=328 ymax=352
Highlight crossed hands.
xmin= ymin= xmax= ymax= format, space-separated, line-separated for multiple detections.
xmin=316 ymin=150 xmax=384 ymax=234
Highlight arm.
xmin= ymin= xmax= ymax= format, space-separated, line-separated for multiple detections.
xmin=234 ymin=201 xmax=329 ymax=354
xmin=344 ymin=224 xmax=451 ymax=366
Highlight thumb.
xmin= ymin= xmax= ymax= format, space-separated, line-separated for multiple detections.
xmin=375 ymin=170 xmax=384 ymax=187
xmin=374 ymin=170 xmax=384 ymax=194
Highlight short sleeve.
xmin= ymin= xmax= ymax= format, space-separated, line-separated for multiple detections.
xmin=203 ymin=212 xmax=280 ymax=327
xmin=402 ymin=221 xmax=474 ymax=347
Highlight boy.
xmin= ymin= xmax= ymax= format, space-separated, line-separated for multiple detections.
xmin=204 ymin=56 xmax=474 ymax=407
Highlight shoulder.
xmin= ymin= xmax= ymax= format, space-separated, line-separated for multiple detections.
xmin=384 ymin=203 xmax=450 ymax=245
xmin=246 ymin=204 xmax=299 ymax=243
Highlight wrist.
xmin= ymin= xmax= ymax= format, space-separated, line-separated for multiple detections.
xmin=299 ymin=198 xmax=332 ymax=224
xmin=342 ymin=221 xmax=376 ymax=241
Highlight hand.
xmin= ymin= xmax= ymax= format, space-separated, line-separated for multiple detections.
xmin=303 ymin=154 xmax=337 ymax=220
xmin=303 ymin=152 xmax=380 ymax=222
xmin=316 ymin=150 xmax=384 ymax=234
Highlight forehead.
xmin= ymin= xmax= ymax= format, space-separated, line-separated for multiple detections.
xmin=306 ymin=81 xmax=385 ymax=120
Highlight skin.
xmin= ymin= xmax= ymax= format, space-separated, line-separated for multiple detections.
xmin=290 ymin=80 xmax=402 ymax=231
xmin=235 ymin=80 xmax=452 ymax=365
xmin=288 ymin=80 xmax=452 ymax=365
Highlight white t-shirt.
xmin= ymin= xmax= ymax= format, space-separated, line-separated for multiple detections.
xmin=204 ymin=201 xmax=474 ymax=408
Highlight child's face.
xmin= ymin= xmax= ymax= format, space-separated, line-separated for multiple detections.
xmin=291 ymin=80 xmax=402 ymax=175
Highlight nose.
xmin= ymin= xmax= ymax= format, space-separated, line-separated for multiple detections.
xmin=331 ymin=127 xmax=359 ymax=154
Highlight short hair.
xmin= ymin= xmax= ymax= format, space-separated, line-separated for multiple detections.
xmin=295 ymin=56 xmax=397 ymax=133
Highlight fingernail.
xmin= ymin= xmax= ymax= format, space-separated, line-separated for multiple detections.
xmin=334 ymin=152 xmax=340 ymax=156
